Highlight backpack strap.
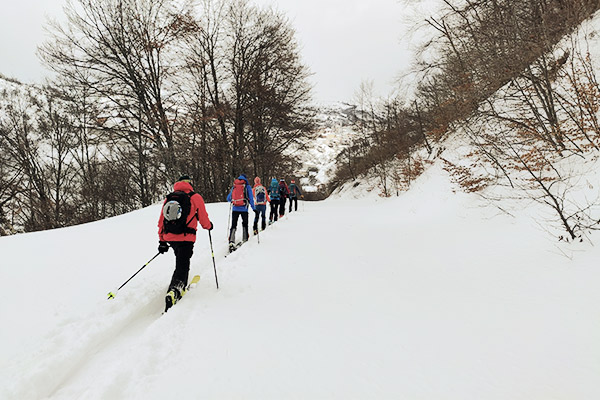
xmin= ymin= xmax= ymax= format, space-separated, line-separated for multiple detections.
xmin=183 ymin=192 xmax=198 ymax=235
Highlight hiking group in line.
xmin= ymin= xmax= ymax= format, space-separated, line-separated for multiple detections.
xmin=226 ymin=174 xmax=302 ymax=249
xmin=156 ymin=174 xmax=303 ymax=311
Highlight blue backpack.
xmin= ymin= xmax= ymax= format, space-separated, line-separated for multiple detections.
xmin=270 ymin=181 xmax=280 ymax=200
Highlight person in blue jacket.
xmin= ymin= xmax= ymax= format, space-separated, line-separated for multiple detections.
xmin=227 ymin=174 xmax=255 ymax=249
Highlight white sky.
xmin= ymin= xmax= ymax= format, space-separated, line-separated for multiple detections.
xmin=0 ymin=0 xmax=418 ymax=104
xmin=255 ymin=0 xmax=415 ymax=103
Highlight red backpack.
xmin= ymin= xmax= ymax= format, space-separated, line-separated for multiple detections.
xmin=231 ymin=179 xmax=247 ymax=206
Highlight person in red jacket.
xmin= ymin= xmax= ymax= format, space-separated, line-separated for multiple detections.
xmin=158 ymin=175 xmax=213 ymax=310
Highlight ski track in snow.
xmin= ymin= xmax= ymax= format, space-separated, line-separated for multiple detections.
xmin=1 ymin=163 xmax=600 ymax=399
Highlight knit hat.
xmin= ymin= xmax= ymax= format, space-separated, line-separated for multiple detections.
xmin=177 ymin=175 xmax=191 ymax=183
xmin=254 ymin=177 xmax=261 ymax=185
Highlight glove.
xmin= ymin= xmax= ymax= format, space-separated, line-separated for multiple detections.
xmin=158 ymin=241 xmax=169 ymax=254
xmin=208 ymin=222 xmax=214 ymax=231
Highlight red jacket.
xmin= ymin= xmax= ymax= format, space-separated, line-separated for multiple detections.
xmin=158 ymin=181 xmax=212 ymax=242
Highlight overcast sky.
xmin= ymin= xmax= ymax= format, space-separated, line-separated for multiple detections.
xmin=0 ymin=0 xmax=421 ymax=104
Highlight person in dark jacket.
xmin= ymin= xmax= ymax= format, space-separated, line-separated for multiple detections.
xmin=226 ymin=174 xmax=255 ymax=250
xmin=268 ymin=178 xmax=280 ymax=224
xmin=278 ymin=178 xmax=290 ymax=218
xmin=158 ymin=175 xmax=213 ymax=310
xmin=288 ymin=179 xmax=303 ymax=212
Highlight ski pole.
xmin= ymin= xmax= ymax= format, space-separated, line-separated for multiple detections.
xmin=227 ymin=202 xmax=232 ymax=240
xmin=208 ymin=230 xmax=219 ymax=289
xmin=107 ymin=252 xmax=161 ymax=299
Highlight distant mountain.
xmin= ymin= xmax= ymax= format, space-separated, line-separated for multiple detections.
xmin=293 ymin=103 xmax=358 ymax=197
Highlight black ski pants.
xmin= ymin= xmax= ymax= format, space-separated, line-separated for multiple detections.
xmin=168 ymin=241 xmax=194 ymax=290
xmin=279 ymin=197 xmax=286 ymax=217
xmin=289 ymin=196 xmax=298 ymax=212
xmin=229 ymin=211 xmax=249 ymax=242
xmin=269 ymin=199 xmax=280 ymax=222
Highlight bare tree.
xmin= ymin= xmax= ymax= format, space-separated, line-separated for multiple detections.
xmin=40 ymin=0 xmax=197 ymax=205
xmin=181 ymin=0 xmax=313 ymax=199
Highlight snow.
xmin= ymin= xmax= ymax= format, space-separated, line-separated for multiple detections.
xmin=291 ymin=102 xmax=359 ymax=194
xmin=4 ymin=4 xmax=600 ymax=399
xmin=1 ymin=161 xmax=599 ymax=399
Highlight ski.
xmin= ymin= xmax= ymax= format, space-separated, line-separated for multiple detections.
xmin=228 ymin=242 xmax=243 ymax=253
xmin=188 ymin=274 xmax=201 ymax=289
xmin=164 ymin=274 xmax=201 ymax=313
xmin=225 ymin=241 xmax=246 ymax=257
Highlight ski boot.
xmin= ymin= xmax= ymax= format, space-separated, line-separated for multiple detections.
xmin=228 ymin=227 xmax=236 ymax=251
xmin=165 ymin=283 xmax=184 ymax=312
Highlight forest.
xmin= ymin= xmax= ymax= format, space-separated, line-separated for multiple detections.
xmin=0 ymin=0 xmax=313 ymax=234
xmin=334 ymin=0 xmax=600 ymax=241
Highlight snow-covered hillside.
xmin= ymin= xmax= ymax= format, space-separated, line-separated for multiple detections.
xmin=0 ymin=76 xmax=36 ymax=111
xmin=292 ymin=103 xmax=358 ymax=195
xmin=4 ymin=4 xmax=600 ymax=399
xmin=1 ymin=160 xmax=599 ymax=399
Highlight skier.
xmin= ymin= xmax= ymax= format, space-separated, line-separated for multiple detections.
xmin=226 ymin=174 xmax=255 ymax=251
xmin=288 ymin=179 xmax=303 ymax=212
xmin=278 ymin=178 xmax=290 ymax=218
xmin=158 ymin=175 xmax=213 ymax=311
xmin=268 ymin=178 xmax=280 ymax=224
xmin=252 ymin=177 xmax=270 ymax=234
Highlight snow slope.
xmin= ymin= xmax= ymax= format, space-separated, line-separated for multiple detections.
xmin=1 ymin=161 xmax=599 ymax=399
